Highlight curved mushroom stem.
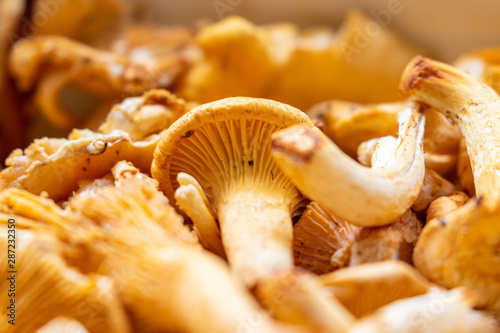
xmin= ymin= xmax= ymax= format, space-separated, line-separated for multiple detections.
xmin=401 ymin=57 xmax=500 ymax=310
xmin=218 ymin=186 xmax=294 ymax=286
xmin=270 ymin=103 xmax=425 ymax=226
xmin=400 ymin=56 xmax=500 ymax=208
xmin=175 ymin=173 xmax=225 ymax=258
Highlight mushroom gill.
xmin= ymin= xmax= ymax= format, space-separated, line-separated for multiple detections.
xmin=0 ymin=229 xmax=130 ymax=333
xmin=293 ymin=202 xmax=360 ymax=274
xmin=152 ymin=97 xmax=313 ymax=286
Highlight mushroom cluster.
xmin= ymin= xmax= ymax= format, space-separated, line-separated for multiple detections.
xmin=1 ymin=8 xmax=500 ymax=333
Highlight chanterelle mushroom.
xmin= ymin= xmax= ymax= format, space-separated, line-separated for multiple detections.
xmin=271 ymin=102 xmax=425 ymax=226
xmin=0 ymin=89 xmax=184 ymax=201
xmin=152 ymin=97 xmax=312 ymax=286
xmin=320 ymin=261 xmax=434 ymax=318
xmin=9 ymin=35 xmax=191 ymax=131
xmin=400 ymin=56 xmax=500 ymax=310
xmin=1 ymin=161 xmax=287 ymax=333
xmin=0 ymin=228 xmax=130 ymax=333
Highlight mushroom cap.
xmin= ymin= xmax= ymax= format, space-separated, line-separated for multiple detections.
xmin=152 ymin=97 xmax=312 ymax=202
xmin=320 ymin=261 xmax=434 ymax=318
xmin=0 ymin=90 xmax=184 ymax=201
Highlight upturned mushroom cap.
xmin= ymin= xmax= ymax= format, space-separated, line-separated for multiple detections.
xmin=320 ymin=261 xmax=434 ymax=318
xmin=255 ymin=269 xmax=355 ymax=333
xmin=152 ymin=97 xmax=313 ymax=286
xmin=0 ymin=90 xmax=184 ymax=201
xmin=293 ymin=202 xmax=360 ymax=274
xmin=347 ymin=288 xmax=498 ymax=333
xmin=401 ymin=56 xmax=500 ymax=310
xmin=271 ymin=103 xmax=425 ymax=226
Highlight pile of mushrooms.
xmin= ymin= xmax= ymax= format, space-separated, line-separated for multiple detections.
xmin=2 ymin=11 xmax=500 ymax=332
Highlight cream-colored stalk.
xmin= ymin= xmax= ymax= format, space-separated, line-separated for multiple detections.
xmin=271 ymin=103 xmax=425 ymax=226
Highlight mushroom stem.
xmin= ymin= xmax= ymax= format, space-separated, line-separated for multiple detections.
xmin=175 ymin=173 xmax=225 ymax=258
xmin=400 ymin=56 xmax=500 ymax=207
xmin=271 ymin=104 xmax=425 ymax=226
xmin=218 ymin=187 xmax=294 ymax=286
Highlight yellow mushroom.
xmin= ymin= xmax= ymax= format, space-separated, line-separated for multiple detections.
xmin=401 ymin=56 xmax=500 ymax=310
xmin=0 ymin=90 xmax=184 ymax=201
xmin=0 ymin=229 xmax=131 ymax=333
xmin=425 ymin=192 xmax=469 ymax=224
xmin=269 ymin=10 xmax=425 ymax=109
xmin=9 ymin=35 xmax=191 ymax=131
xmin=307 ymin=100 xmax=401 ymax=159
xmin=179 ymin=12 xmax=424 ymax=110
xmin=152 ymin=97 xmax=312 ymax=286
xmin=347 ymin=288 xmax=498 ymax=333
xmin=293 ymin=202 xmax=360 ymax=274
xmin=1 ymin=162 xmax=288 ymax=333
xmin=255 ymin=270 xmax=355 ymax=333
xmin=308 ymin=99 xmax=460 ymax=176
xmin=454 ymin=48 xmax=500 ymax=95
xmin=271 ymin=102 xmax=425 ymax=226
xmin=320 ymin=261 xmax=435 ymax=318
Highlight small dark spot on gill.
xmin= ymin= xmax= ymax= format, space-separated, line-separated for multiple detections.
xmin=270 ymin=171 xmax=274 ymax=180
xmin=476 ymin=196 xmax=484 ymax=206
xmin=82 ymin=167 xmax=87 ymax=172
xmin=445 ymin=110 xmax=451 ymax=115
xmin=439 ymin=218 xmax=447 ymax=226
xmin=86 ymin=158 xmax=90 ymax=164
xmin=182 ymin=130 xmax=194 ymax=139
xmin=115 ymin=150 xmax=119 ymax=155
xmin=455 ymin=115 xmax=459 ymax=120
xmin=248 ymin=160 xmax=254 ymax=166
